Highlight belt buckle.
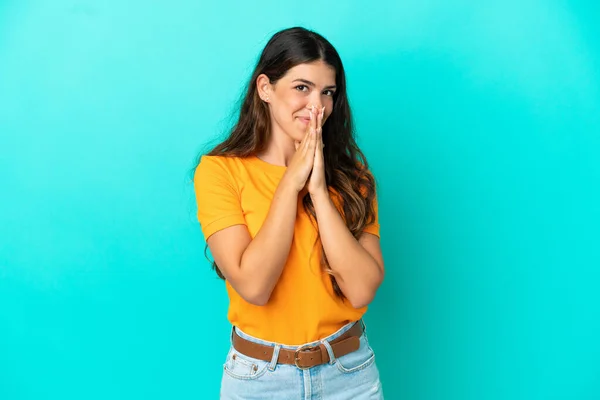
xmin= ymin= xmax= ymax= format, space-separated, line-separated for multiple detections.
xmin=294 ymin=344 xmax=317 ymax=370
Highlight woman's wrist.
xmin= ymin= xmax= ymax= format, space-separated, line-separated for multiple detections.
xmin=309 ymin=188 xmax=330 ymax=204
xmin=277 ymin=173 xmax=299 ymax=194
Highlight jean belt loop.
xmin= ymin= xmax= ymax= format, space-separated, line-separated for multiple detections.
xmin=360 ymin=318 xmax=367 ymax=334
xmin=320 ymin=339 xmax=337 ymax=365
xmin=268 ymin=344 xmax=281 ymax=371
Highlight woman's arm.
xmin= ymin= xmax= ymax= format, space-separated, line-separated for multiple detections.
xmin=205 ymin=127 xmax=318 ymax=306
xmin=307 ymin=106 xmax=384 ymax=308
xmin=207 ymin=181 xmax=299 ymax=306
xmin=310 ymin=191 xmax=385 ymax=308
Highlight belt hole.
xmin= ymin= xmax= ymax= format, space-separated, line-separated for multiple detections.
xmin=253 ymin=365 xmax=258 ymax=372
xmin=232 ymin=354 xmax=236 ymax=360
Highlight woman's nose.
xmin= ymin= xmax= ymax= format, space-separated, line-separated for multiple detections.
xmin=307 ymin=102 xmax=324 ymax=112
xmin=309 ymin=94 xmax=324 ymax=110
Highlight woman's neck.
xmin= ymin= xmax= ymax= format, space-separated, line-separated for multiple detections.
xmin=256 ymin=129 xmax=297 ymax=167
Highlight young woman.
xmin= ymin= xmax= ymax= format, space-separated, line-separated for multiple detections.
xmin=193 ymin=27 xmax=385 ymax=399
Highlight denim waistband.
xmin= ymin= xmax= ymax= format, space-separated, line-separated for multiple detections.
xmin=232 ymin=319 xmax=365 ymax=350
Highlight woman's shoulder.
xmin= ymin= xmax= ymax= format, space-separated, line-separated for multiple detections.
xmin=193 ymin=155 xmax=243 ymax=186
xmin=198 ymin=154 xmax=246 ymax=165
xmin=196 ymin=154 xmax=249 ymax=172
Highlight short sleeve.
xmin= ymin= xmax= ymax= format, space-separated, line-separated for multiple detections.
xmin=193 ymin=156 xmax=247 ymax=240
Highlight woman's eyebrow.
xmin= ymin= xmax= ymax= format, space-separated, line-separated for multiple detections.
xmin=292 ymin=78 xmax=337 ymax=90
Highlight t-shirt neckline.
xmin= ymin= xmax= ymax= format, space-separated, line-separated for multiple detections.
xmin=247 ymin=155 xmax=288 ymax=176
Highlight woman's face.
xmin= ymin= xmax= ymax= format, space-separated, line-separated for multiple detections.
xmin=259 ymin=61 xmax=337 ymax=142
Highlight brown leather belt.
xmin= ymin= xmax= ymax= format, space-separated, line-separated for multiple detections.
xmin=232 ymin=321 xmax=364 ymax=370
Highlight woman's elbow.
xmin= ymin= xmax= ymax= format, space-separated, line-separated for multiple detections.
xmin=240 ymin=286 xmax=272 ymax=306
xmin=348 ymin=288 xmax=379 ymax=309
xmin=347 ymin=274 xmax=384 ymax=309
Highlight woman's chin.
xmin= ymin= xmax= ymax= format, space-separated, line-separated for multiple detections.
xmin=285 ymin=129 xmax=306 ymax=143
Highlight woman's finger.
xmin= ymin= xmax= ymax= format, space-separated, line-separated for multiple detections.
xmin=316 ymin=115 xmax=323 ymax=156
xmin=302 ymin=110 xmax=315 ymax=154
xmin=317 ymin=107 xmax=324 ymax=146
xmin=314 ymin=135 xmax=323 ymax=166
xmin=318 ymin=106 xmax=324 ymax=129
xmin=307 ymin=127 xmax=317 ymax=159
xmin=306 ymin=109 xmax=317 ymax=156
xmin=313 ymin=122 xmax=324 ymax=177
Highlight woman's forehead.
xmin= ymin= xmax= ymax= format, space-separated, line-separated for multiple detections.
xmin=282 ymin=62 xmax=336 ymax=83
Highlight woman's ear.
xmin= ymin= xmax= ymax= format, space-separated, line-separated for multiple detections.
xmin=256 ymin=74 xmax=272 ymax=102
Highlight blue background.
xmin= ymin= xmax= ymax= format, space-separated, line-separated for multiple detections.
xmin=1 ymin=1 xmax=599 ymax=399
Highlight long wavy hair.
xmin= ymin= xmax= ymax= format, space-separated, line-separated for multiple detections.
xmin=196 ymin=27 xmax=376 ymax=299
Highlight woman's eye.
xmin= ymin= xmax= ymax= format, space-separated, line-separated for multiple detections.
xmin=295 ymin=85 xmax=335 ymax=96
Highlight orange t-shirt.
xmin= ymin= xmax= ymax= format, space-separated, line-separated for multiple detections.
xmin=193 ymin=155 xmax=380 ymax=345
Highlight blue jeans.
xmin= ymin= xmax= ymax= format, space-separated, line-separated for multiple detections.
xmin=220 ymin=320 xmax=384 ymax=399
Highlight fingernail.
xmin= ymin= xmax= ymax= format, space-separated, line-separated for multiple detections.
xmin=309 ymin=110 xmax=314 ymax=119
